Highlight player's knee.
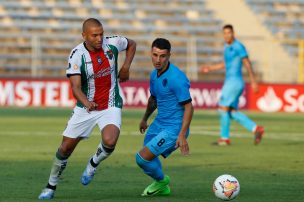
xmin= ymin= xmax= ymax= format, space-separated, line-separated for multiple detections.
xmin=58 ymin=143 xmax=77 ymax=157
xmin=102 ymin=135 xmax=118 ymax=148
xmin=101 ymin=143 xmax=115 ymax=155
xmin=56 ymin=149 xmax=70 ymax=160
xmin=136 ymin=153 xmax=148 ymax=168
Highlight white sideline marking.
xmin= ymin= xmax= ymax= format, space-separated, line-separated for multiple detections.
xmin=1 ymin=130 xmax=303 ymax=142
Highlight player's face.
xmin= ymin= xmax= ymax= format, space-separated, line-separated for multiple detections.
xmin=151 ymin=47 xmax=171 ymax=70
xmin=223 ymin=28 xmax=234 ymax=44
xmin=82 ymin=25 xmax=104 ymax=51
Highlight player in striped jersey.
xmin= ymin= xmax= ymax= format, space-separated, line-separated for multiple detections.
xmin=38 ymin=18 xmax=136 ymax=200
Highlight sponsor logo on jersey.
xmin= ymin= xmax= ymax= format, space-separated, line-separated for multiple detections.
xmin=89 ymin=67 xmax=113 ymax=79
xmin=97 ymin=56 xmax=102 ymax=65
xmin=73 ymin=64 xmax=79 ymax=70
xmin=106 ymin=50 xmax=113 ymax=60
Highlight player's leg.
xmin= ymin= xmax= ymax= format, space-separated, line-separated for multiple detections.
xmin=81 ymin=124 xmax=119 ymax=185
xmin=216 ymin=83 xmax=235 ymax=145
xmin=230 ymin=110 xmax=264 ymax=144
xmin=216 ymin=106 xmax=231 ymax=145
xmin=136 ymin=147 xmax=164 ymax=181
xmin=81 ymin=107 xmax=121 ymax=185
xmin=39 ymin=106 xmax=97 ymax=199
xmin=136 ymin=147 xmax=170 ymax=196
xmin=136 ymin=128 xmax=178 ymax=196
xmin=230 ymin=109 xmax=256 ymax=132
xmin=38 ymin=137 xmax=81 ymax=200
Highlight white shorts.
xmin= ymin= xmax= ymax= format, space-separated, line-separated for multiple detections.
xmin=63 ymin=106 xmax=122 ymax=139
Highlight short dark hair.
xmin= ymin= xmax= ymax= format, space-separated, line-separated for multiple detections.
xmin=223 ymin=24 xmax=234 ymax=31
xmin=151 ymin=38 xmax=171 ymax=52
xmin=82 ymin=18 xmax=102 ymax=32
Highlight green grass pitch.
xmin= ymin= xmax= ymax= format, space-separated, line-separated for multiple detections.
xmin=0 ymin=108 xmax=303 ymax=201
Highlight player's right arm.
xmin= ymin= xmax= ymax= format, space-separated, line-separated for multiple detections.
xmin=139 ymin=95 xmax=157 ymax=134
xmin=66 ymin=48 xmax=97 ymax=112
xmin=200 ymin=62 xmax=225 ymax=73
xmin=69 ymin=75 xmax=97 ymax=112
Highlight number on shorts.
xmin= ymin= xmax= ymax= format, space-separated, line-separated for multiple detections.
xmin=157 ymin=138 xmax=165 ymax=147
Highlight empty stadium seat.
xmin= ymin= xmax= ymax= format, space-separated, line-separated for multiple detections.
xmin=245 ymin=0 xmax=304 ymax=56
xmin=0 ymin=0 xmax=224 ymax=80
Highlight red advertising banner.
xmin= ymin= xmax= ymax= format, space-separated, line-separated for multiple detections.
xmin=0 ymin=79 xmax=247 ymax=109
xmin=0 ymin=78 xmax=75 ymax=107
xmin=121 ymin=81 xmax=248 ymax=109
xmin=248 ymin=84 xmax=304 ymax=113
xmin=1 ymin=78 xmax=302 ymax=112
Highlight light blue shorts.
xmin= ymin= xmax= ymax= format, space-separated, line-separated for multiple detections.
xmin=219 ymin=81 xmax=244 ymax=109
xmin=143 ymin=122 xmax=189 ymax=158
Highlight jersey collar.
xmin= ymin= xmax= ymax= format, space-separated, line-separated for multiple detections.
xmin=157 ymin=62 xmax=170 ymax=78
xmin=83 ymin=42 xmax=104 ymax=53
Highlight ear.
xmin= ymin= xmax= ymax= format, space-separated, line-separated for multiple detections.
xmin=168 ymin=52 xmax=171 ymax=58
xmin=82 ymin=32 xmax=86 ymax=40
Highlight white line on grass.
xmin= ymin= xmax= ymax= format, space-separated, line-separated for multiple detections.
xmin=1 ymin=130 xmax=303 ymax=142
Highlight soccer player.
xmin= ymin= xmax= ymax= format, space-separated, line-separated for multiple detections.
xmin=136 ymin=38 xmax=194 ymax=196
xmin=201 ymin=24 xmax=264 ymax=146
xmin=38 ymin=18 xmax=136 ymax=200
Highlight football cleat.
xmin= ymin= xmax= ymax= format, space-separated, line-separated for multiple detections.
xmin=254 ymin=125 xmax=264 ymax=145
xmin=38 ymin=188 xmax=55 ymax=200
xmin=81 ymin=163 xmax=96 ymax=186
xmin=142 ymin=175 xmax=170 ymax=196
xmin=212 ymin=138 xmax=231 ymax=146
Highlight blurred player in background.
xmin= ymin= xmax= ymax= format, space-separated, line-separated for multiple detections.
xmin=38 ymin=18 xmax=136 ymax=200
xmin=136 ymin=38 xmax=193 ymax=196
xmin=201 ymin=24 xmax=264 ymax=146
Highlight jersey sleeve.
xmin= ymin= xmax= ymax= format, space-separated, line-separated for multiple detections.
xmin=66 ymin=48 xmax=82 ymax=77
xmin=106 ymin=36 xmax=128 ymax=52
xmin=149 ymin=72 xmax=156 ymax=98
xmin=237 ymin=43 xmax=248 ymax=59
xmin=170 ymin=73 xmax=192 ymax=105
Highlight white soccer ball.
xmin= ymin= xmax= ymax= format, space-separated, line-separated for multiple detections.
xmin=213 ymin=174 xmax=240 ymax=201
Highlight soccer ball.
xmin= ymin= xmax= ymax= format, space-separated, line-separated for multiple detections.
xmin=213 ymin=174 xmax=240 ymax=200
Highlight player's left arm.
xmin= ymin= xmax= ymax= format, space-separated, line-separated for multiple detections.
xmin=118 ymin=38 xmax=137 ymax=82
xmin=238 ymin=43 xmax=259 ymax=93
xmin=242 ymin=57 xmax=259 ymax=93
xmin=171 ymin=73 xmax=193 ymax=155
xmin=176 ymin=102 xmax=194 ymax=155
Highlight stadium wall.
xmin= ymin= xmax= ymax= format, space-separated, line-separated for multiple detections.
xmin=0 ymin=79 xmax=303 ymax=113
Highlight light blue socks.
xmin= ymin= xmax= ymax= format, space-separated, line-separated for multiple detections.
xmin=136 ymin=153 xmax=164 ymax=181
xmin=231 ymin=111 xmax=256 ymax=132
xmin=218 ymin=109 xmax=231 ymax=139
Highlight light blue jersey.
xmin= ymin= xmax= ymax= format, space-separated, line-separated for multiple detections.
xmin=224 ymin=39 xmax=248 ymax=82
xmin=218 ymin=39 xmax=257 ymax=140
xmin=145 ymin=62 xmax=192 ymax=157
xmin=150 ymin=62 xmax=192 ymax=128
xmin=219 ymin=39 xmax=248 ymax=109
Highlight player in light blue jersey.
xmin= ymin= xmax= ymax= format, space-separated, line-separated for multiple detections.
xmin=136 ymin=38 xmax=194 ymax=196
xmin=201 ymin=24 xmax=264 ymax=146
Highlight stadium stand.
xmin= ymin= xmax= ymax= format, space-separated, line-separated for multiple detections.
xmin=0 ymin=0 xmax=224 ymax=80
xmin=245 ymin=0 xmax=304 ymax=56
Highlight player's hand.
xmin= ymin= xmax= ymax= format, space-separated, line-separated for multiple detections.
xmin=139 ymin=120 xmax=148 ymax=134
xmin=118 ymin=66 xmax=130 ymax=82
xmin=175 ymin=135 xmax=189 ymax=155
xmin=200 ymin=65 xmax=210 ymax=74
xmin=85 ymin=101 xmax=98 ymax=113
xmin=251 ymin=82 xmax=259 ymax=94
